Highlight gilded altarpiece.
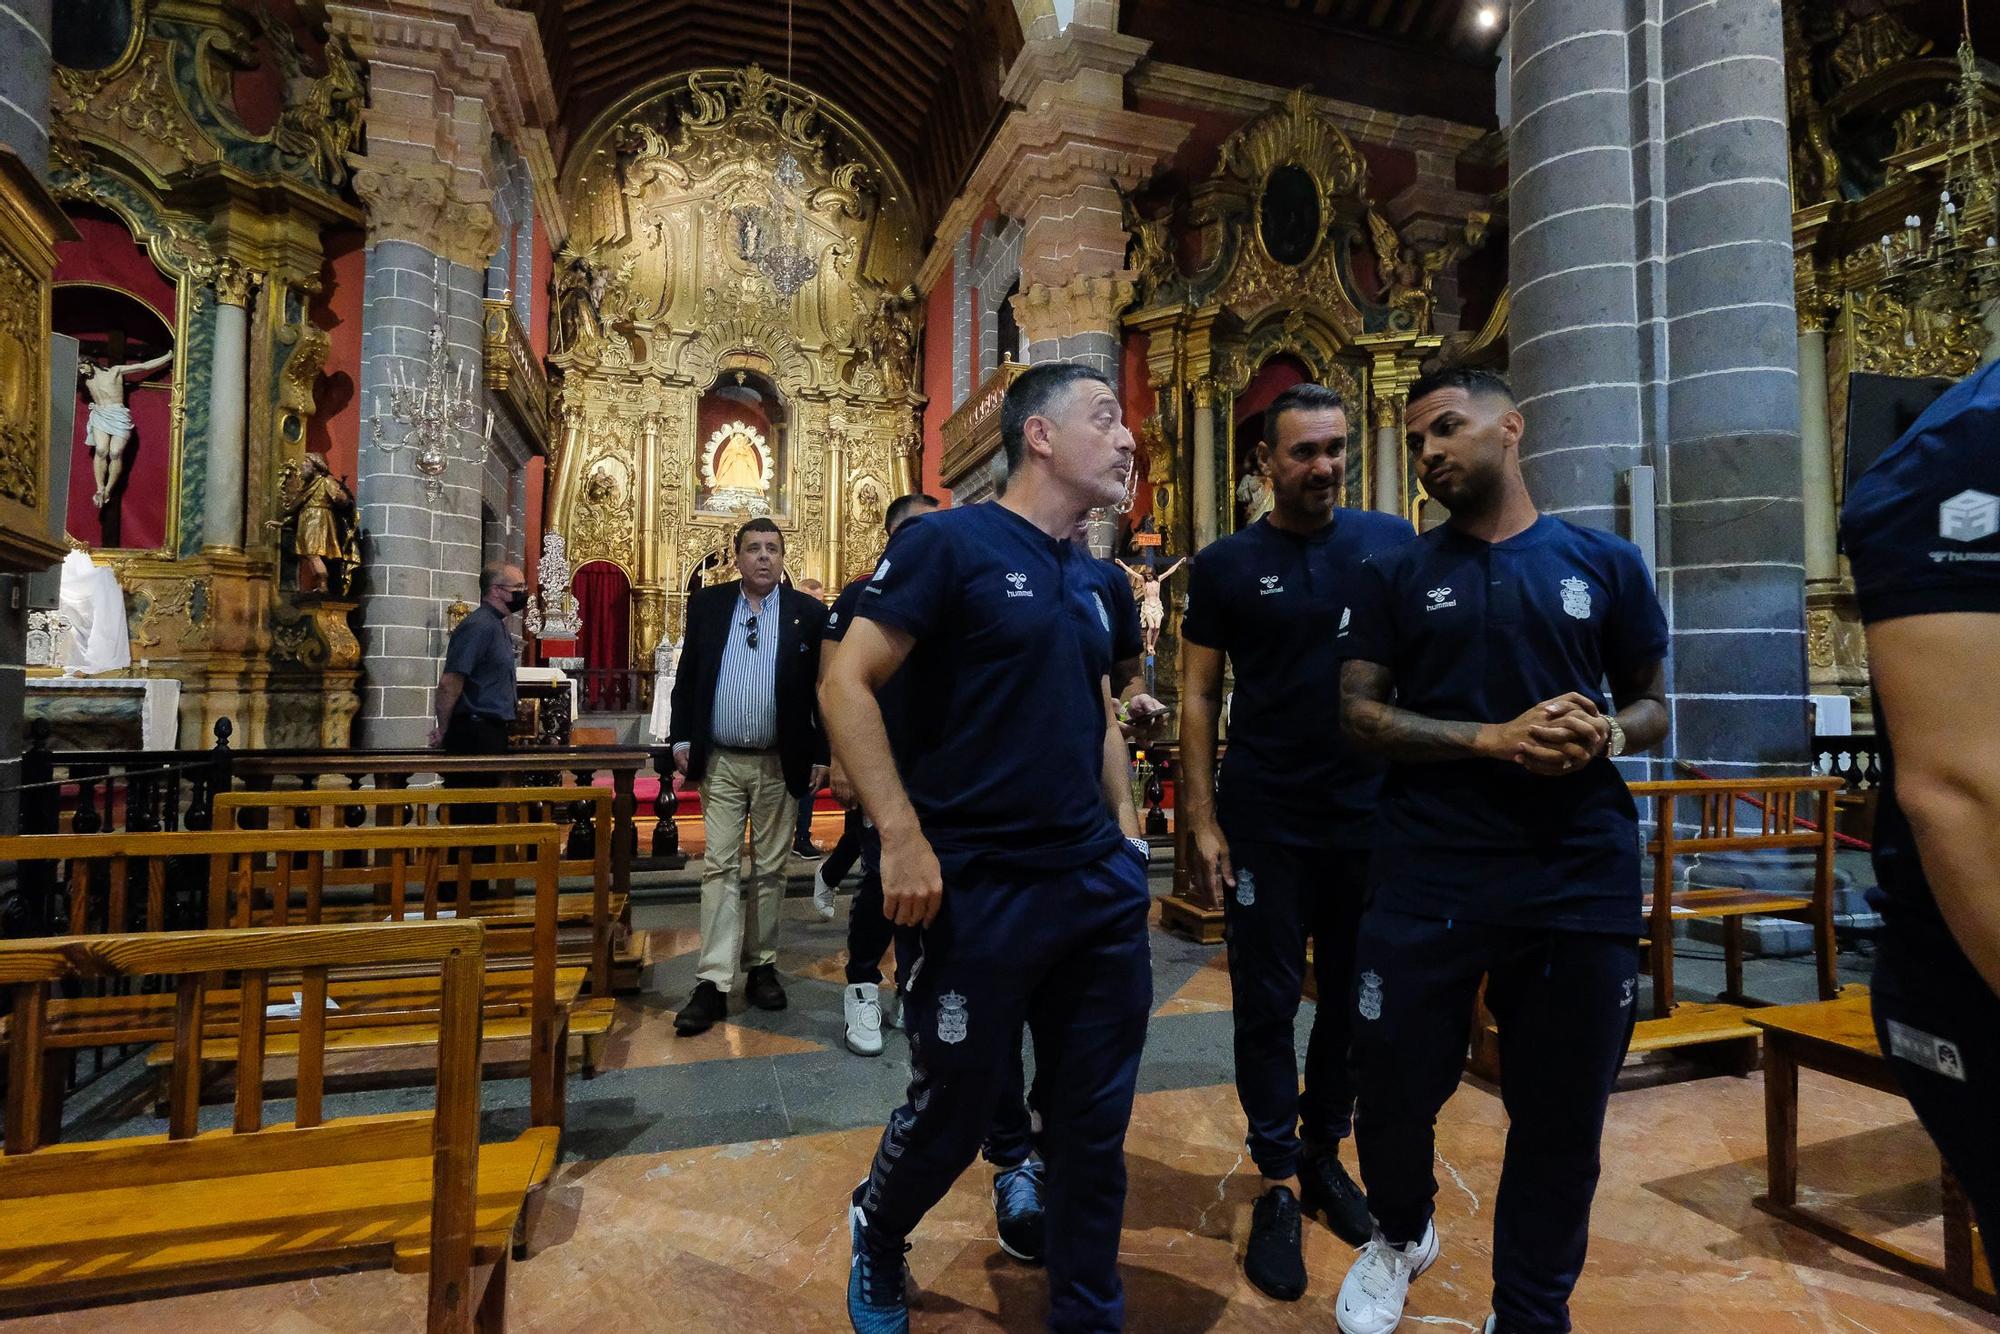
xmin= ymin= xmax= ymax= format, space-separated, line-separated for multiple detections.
xmin=1121 ymin=91 xmax=1488 ymax=719
xmin=1786 ymin=0 xmax=1999 ymax=719
xmin=43 ymin=2 xmax=366 ymax=748
xmin=552 ymin=68 xmax=924 ymax=657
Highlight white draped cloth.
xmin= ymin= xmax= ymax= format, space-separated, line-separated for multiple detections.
xmin=57 ymin=550 xmax=130 ymax=675
xmin=648 ymin=639 xmax=681 ymax=743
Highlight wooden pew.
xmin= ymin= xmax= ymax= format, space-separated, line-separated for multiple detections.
xmin=1749 ymin=994 xmax=1995 ymax=1313
xmin=212 ymin=786 xmax=629 ymax=998
xmin=1633 ymin=777 xmax=1842 ymax=1020
xmin=0 ymin=921 xmax=555 ymax=1329
xmin=0 ymin=826 xmax=582 ymax=1129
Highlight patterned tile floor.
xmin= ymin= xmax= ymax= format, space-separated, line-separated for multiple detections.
xmin=10 ymin=875 xmax=1995 ymax=1332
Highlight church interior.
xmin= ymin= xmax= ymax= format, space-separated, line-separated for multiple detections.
xmin=0 ymin=0 xmax=1997 ymax=1329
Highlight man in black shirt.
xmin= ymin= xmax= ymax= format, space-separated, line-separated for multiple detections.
xmin=1334 ymin=368 xmax=1668 ymax=1334
xmin=431 ymin=561 xmax=526 ymax=754
xmin=1842 ymin=356 xmax=2000 ymax=1272
xmin=1180 ymin=383 xmax=1411 ymax=1299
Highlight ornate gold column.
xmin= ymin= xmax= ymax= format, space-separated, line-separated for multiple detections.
xmin=1190 ymin=377 xmax=1218 ymax=548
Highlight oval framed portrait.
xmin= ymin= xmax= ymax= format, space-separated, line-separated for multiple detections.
xmin=52 ymin=0 xmax=145 ymax=77
xmin=1256 ymin=162 xmax=1322 ymax=269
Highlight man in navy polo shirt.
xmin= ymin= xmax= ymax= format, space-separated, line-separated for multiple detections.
xmin=823 ymin=361 xmax=1151 ymax=1334
xmin=1332 ymin=367 xmax=1668 ymax=1334
xmin=1842 ymin=357 xmax=2000 ymax=1272
xmin=1180 ymin=382 xmax=1411 ymax=1300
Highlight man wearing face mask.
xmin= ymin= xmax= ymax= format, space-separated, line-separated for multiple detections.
xmin=431 ymin=561 xmax=528 ymax=757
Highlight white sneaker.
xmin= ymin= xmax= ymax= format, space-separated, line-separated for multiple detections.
xmin=844 ymin=982 xmax=884 ymax=1056
xmin=1482 ymin=1320 xmax=1496 ymax=1333
xmin=881 ymin=988 xmax=902 ymax=1030
xmin=813 ymin=864 xmax=838 ymax=920
xmin=1334 ymin=1221 xmax=1439 ymax=1334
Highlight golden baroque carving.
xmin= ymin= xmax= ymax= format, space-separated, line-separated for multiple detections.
xmin=213 ymin=258 xmax=261 ymax=308
xmin=1847 ymin=288 xmax=1983 ymax=379
xmin=128 ymin=577 xmax=211 ymax=651
xmin=263 ymin=22 xmax=364 ymax=187
xmin=59 ymin=45 xmax=197 ymax=164
xmin=1806 ymin=607 xmax=1837 ymax=670
xmin=0 ymin=250 xmax=40 ymax=510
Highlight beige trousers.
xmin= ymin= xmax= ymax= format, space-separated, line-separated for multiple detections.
xmin=696 ymin=747 xmax=793 ymax=989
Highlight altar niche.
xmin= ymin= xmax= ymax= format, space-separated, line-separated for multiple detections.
xmin=696 ymin=370 xmax=787 ymax=518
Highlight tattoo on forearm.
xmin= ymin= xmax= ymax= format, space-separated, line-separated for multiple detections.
xmin=1338 ymin=660 xmax=1486 ymax=763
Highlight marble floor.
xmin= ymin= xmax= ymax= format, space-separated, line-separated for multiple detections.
xmin=11 ymin=882 xmax=1996 ymax=1332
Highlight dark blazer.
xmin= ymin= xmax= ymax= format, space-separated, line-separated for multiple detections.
xmin=668 ymin=580 xmax=829 ymax=796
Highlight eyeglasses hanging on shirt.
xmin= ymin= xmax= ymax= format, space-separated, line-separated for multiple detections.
xmin=743 ymin=612 xmax=759 ymax=649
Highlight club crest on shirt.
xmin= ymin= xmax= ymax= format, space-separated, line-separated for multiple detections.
xmin=1940 ymin=489 xmax=2000 ymax=542
xmin=1234 ymin=866 xmax=1256 ymax=907
xmin=1358 ymin=970 xmax=1384 ymax=1021
xmin=1560 ymin=576 xmax=1592 ymax=620
xmin=1091 ymin=589 xmax=1110 ymax=631
xmin=866 ymin=558 xmax=892 ymax=591
xmin=1339 ymin=606 xmax=1351 ymax=631
xmin=1424 ymin=586 xmax=1456 ymax=612
xmin=1259 ymin=574 xmax=1283 ymax=595
xmin=1005 ymin=571 xmax=1034 ymax=599
xmin=937 ymin=990 xmax=969 ymax=1044
xmin=1620 ymin=977 xmax=1636 ymax=1008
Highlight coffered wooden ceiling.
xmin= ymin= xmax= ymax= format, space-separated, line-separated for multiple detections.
xmin=539 ymin=0 xmax=1021 ymax=222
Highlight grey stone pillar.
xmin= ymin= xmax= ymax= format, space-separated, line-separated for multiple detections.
xmin=1508 ymin=0 xmax=1807 ymax=777
xmin=0 ymin=0 xmax=51 ymax=179
xmin=1191 ymin=380 xmax=1218 ymax=547
xmin=203 ymin=267 xmax=256 ymax=550
xmin=355 ymin=242 xmax=488 ymax=748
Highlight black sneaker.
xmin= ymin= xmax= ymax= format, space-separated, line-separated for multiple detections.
xmin=1244 ymin=1184 xmax=1307 ymax=1301
xmin=795 ymin=839 xmax=823 ymax=859
xmin=992 ymin=1159 xmax=1046 ymax=1264
xmin=674 ymin=980 xmax=727 ymax=1036
xmin=1300 ymin=1146 xmax=1375 ymax=1247
xmin=745 ymin=963 xmax=789 ymax=1011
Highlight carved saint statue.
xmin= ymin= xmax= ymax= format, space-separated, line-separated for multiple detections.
xmin=78 ymin=342 xmax=173 ymax=510
xmin=553 ymin=247 xmax=610 ymax=354
xmin=1367 ymin=210 xmax=1490 ymax=335
xmin=1117 ymin=557 xmax=1188 ymax=660
xmin=712 ymin=430 xmax=765 ymax=492
xmin=270 ymin=452 xmax=358 ymax=596
xmin=1236 ymin=466 xmax=1274 ymax=526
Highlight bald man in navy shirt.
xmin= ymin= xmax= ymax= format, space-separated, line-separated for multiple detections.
xmin=1333 ymin=367 xmax=1669 ymax=1334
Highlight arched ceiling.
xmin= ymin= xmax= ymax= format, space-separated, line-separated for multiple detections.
xmin=538 ymin=0 xmax=1023 ymax=226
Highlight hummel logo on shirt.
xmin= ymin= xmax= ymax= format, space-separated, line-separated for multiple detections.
xmin=1005 ymin=571 xmax=1034 ymax=599
xmin=1424 ymin=586 xmax=1456 ymax=611
xmin=1258 ymin=574 xmax=1283 ymax=595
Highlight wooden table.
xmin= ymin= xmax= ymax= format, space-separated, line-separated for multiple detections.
xmin=1747 ymin=994 xmax=1995 ymax=1312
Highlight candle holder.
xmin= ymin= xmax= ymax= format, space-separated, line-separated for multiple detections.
xmin=371 ymin=271 xmax=496 ymax=502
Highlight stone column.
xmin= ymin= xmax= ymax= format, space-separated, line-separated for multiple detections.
xmin=1190 ymin=378 xmax=1218 ymax=548
xmin=1508 ymin=0 xmax=1807 ymax=778
xmin=332 ymin=2 xmax=538 ymax=747
xmin=203 ymin=261 xmax=258 ymax=551
xmin=0 ymin=0 xmax=51 ymax=179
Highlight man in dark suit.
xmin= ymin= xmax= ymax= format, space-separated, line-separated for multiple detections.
xmin=669 ymin=517 xmax=829 ymax=1036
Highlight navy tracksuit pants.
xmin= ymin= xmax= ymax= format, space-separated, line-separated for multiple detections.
xmin=1352 ymin=909 xmax=1638 ymax=1333
xmin=1871 ymin=920 xmax=2000 ymax=1273
xmin=1222 ymin=838 xmax=1367 ymax=1179
xmin=857 ymin=845 xmax=1152 ymax=1332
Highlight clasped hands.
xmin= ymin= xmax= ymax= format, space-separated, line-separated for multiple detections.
xmin=1484 ymin=692 xmax=1613 ymax=777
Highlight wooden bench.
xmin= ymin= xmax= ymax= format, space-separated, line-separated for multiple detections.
xmin=0 ymin=921 xmax=555 ymax=1329
xmin=1634 ymin=777 xmax=1843 ymax=1022
xmin=0 ymin=826 xmax=596 ymax=1132
xmin=213 ymin=786 xmax=635 ymax=997
xmin=1748 ymin=995 xmax=1996 ymax=1313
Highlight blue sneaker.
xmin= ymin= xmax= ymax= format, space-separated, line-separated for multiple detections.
xmin=992 ymin=1159 xmax=1046 ymax=1264
xmin=848 ymin=1201 xmax=910 ymax=1334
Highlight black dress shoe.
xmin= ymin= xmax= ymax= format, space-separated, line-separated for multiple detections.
xmin=1300 ymin=1146 xmax=1375 ymax=1247
xmin=745 ymin=963 xmax=788 ymax=1011
xmin=674 ymin=980 xmax=727 ymax=1037
xmin=793 ymin=839 xmax=822 ymax=859
xmin=1244 ymin=1184 xmax=1307 ymax=1301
